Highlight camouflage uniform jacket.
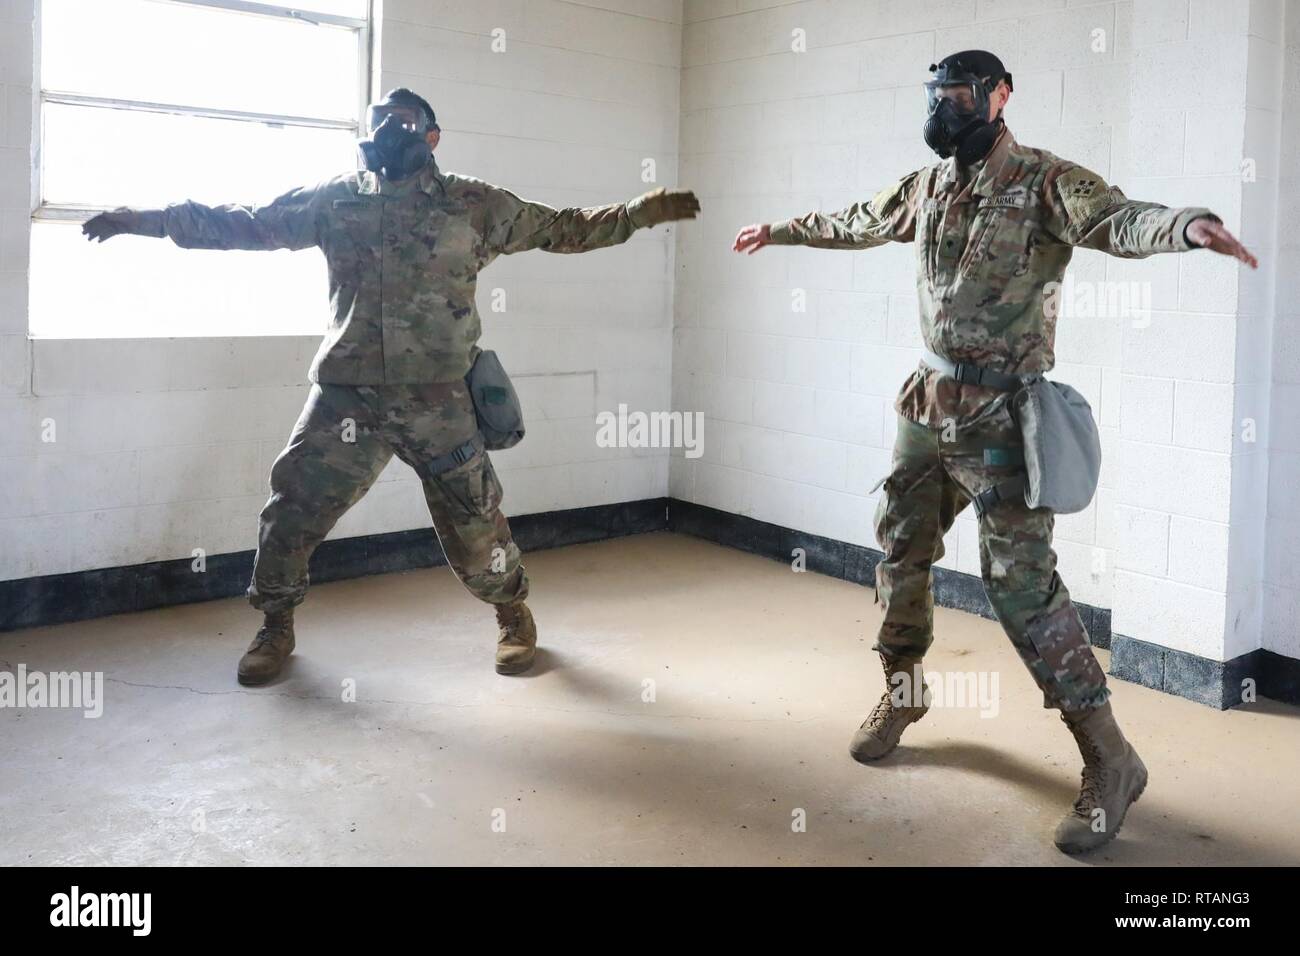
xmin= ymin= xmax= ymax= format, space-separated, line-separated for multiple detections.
xmin=769 ymin=128 xmax=1219 ymax=427
xmin=161 ymin=159 xmax=644 ymax=384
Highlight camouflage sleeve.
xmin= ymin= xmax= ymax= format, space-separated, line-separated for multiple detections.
xmin=161 ymin=182 xmax=325 ymax=251
xmin=1043 ymin=163 xmax=1219 ymax=258
xmin=768 ymin=169 xmax=923 ymax=248
xmin=481 ymin=184 xmax=638 ymax=255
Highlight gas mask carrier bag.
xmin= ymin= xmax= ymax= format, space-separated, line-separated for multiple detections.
xmin=466 ymin=348 xmax=525 ymax=451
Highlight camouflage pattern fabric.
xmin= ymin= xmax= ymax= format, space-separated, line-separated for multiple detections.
xmin=248 ymin=380 xmax=527 ymax=613
xmin=873 ymin=410 xmax=1108 ymax=713
xmin=160 ymin=158 xmax=643 ymax=385
xmin=769 ymin=127 xmax=1218 ymax=429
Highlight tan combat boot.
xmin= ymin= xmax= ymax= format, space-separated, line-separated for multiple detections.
xmin=1054 ymin=702 xmax=1148 ymax=854
xmin=495 ymin=602 xmax=537 ymax=675
xmin=237 ymin=609 xmax=296 ymax=686
xmin=849 ymin=654 xmax=929 ymax=762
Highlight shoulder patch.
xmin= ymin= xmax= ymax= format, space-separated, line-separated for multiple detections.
xmin=1056 ymin=166 xmax=1112 ymax=226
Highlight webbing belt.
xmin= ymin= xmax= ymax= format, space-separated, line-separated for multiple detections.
xmin=920 ymin=348 xmax=1036 ymax=392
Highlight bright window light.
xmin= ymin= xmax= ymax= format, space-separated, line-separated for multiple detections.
xmin=41 ymin=104 xmax=358 ymax=210
xmin=40 ymin=0 xmax=363 ymax=121
xmin=31 ymin=0 xmax=372 ymax=338
xmin=30 ymin=222 xmax=329 ymax=338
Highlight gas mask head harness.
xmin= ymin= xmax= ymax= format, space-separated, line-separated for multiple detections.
xmin=357 ymin=88 xmax=439 ymax=182
xmin=922 ymin=51 xmax=1012 ymax=165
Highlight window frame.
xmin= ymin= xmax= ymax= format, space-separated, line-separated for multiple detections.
xmin=33 ymin=0 xmax=374 ymax=222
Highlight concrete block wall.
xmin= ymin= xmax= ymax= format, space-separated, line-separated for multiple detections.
xmin=1263 ymin=1 xmax=1300 ymax=661
xmin=671 ymin=0 xmax=1291 ymax=667
xmin=378 ymin=0 xmax=682 ymax=522
xmin=672 ymin=0 xmax=1146 ymax=611
xmin=0 ymin=0 xmax=682 ymax=584
xmin=1110 ymin=0 xmax=1282 ymax=665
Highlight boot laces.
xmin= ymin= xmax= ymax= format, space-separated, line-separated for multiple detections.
xmin=1072 ymin=731 xmax=1107 ymax=813
xmin=255 ymin=617 xmax=290 ymax=647
xmin=863 ymin=692 xmax=896 ymax=731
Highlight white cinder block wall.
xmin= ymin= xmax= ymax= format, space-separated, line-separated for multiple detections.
xmin=671 ymin=0 xmax=1137 ymax=610
xmin=1263 ymin=3 xmax=1300 ymax=661
xmin=671 ymin=0 xmax=1292 ymax=666
xmin=0 ymin=0 xmax=682 ymax=583
xmin=1110 ymin=0 xmax=1272 ymax=664
xmin=377 ymin=0 xmax=683 ymax=521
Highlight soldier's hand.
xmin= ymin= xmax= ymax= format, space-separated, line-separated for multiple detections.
xmin=82 ymin=208 xmax=165 ymax=243
xmin=1187 ymin=217 xmax=1257 ymax=269
xmin=732 ymin=223 xmax=771 ymax=255
xmin=628 ymin=188 xmax=701 ymax=228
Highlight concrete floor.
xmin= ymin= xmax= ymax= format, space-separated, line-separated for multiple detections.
xmin=1 ymin=532 xmax=1297 ymax=866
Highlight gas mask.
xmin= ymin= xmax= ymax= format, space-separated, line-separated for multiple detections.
xmin=922 ymin=51 xmax=1012 ymax=165
xmin=357 ymin=98 xmax=436 ymax=182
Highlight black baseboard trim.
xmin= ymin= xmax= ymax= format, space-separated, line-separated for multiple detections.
xmin=1110 ymin=635 xmax=1300 ymax=710
xmin=667 ymin=498 xmax=1113 ymax=648
xmin=6 ymin=493 xmax=1297 ymax=710
xmin=667 ymin=499 xmax=1298 ymax=709
xmin=0 ymin=497 xmax=668 ymax=633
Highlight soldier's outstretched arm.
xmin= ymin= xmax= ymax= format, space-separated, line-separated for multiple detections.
xmin=81 ymin=182 xmax=324 ymax=252
xmin=732 ymin=169 xmax=923 ymax=254
xmin=482 ymin=184 xmax=700 ymax=256
xmin=1043 ymin=163 xmax=1257 ymax=268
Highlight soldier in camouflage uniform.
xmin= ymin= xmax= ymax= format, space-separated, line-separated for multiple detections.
xmin=734 ymin=52 xmax=1256 ymax=853
xmin=85 ymin=88 xmax=700 ymax=685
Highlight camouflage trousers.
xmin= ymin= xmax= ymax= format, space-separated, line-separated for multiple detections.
xmin=873 ymin=410 xmax=1108 ymax=713
xmin=247 ymin=382 xmax=528 ymax=614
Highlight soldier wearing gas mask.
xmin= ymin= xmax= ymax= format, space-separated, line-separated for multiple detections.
xmin=733 ymin=52 xmax=1256 ymax=854
xmin=85 ymin=88 xmax=700 ymax=684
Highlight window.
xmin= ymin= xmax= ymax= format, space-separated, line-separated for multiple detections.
xmin=30 ymin=0 xmax=372 ymax=337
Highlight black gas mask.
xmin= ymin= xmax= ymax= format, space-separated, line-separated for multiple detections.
xmin=357 ymin=94 xmax=437 ymax=182
xmin=922 ymin=51 xmax=1012 ymax=165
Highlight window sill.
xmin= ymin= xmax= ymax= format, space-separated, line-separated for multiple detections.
xmin=29 ymin=334 xmax=322 ymax=395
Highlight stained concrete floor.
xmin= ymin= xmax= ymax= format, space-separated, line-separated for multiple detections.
xmin=1 ymin=532 xmax=1297 ymax=866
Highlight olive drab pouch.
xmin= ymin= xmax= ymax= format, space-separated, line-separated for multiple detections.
xmin=466 ymin=348 xmax=525 ymax=450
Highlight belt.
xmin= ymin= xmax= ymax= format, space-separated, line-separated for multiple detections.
xmin=920 ymin=348 xmax=1037 ymax=392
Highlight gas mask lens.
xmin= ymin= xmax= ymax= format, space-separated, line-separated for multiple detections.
xmin=366 ymin=104 xmax=425 ymax=133
xmin=925 ymin=82 xmax=980 ymax=116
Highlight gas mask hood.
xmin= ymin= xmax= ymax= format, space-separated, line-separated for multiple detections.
xmin=357 ymin=90 xmax=438 ymax=182
xmin=922 ymin=51 xmax=1012 ymax=165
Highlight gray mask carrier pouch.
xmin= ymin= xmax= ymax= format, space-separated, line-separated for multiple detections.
xmin=466 ymin=348 xmax=525 ymax=451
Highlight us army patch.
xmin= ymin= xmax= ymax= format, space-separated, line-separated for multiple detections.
xmin=1058 ymin=166 xmax=1112 ymax=225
